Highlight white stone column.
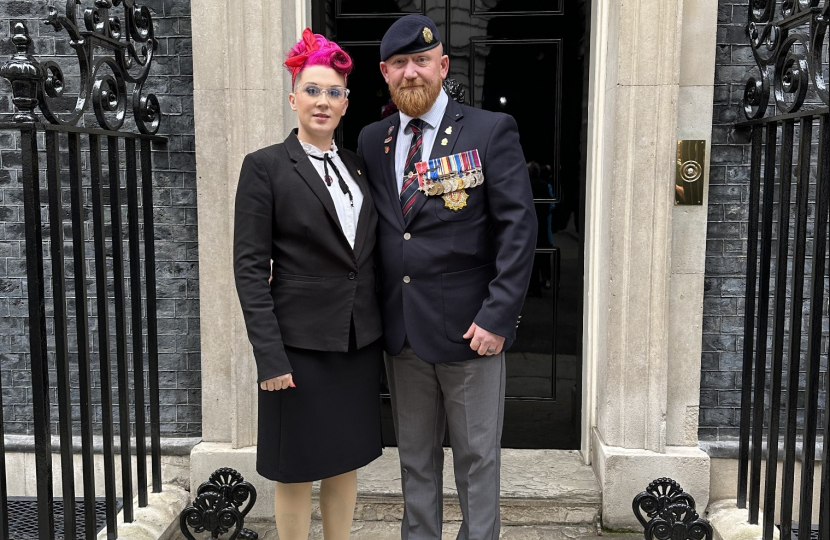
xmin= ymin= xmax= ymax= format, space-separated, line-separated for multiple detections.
xmin=583 ymin=0 xmax=716 ymax=528
xmin=189 ymin=0 xmax=303 ymax=517
xmin=669 ymin=0 xmax=718 ymax=449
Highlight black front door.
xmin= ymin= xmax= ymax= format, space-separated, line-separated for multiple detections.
xmin=313 ymin=0 xmax=589 ymax=449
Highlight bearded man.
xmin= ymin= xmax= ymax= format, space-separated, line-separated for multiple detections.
xmin=357 ymin=14 xmax=536 ymax=540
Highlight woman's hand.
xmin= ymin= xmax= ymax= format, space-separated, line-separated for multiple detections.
xmin=260 ymin=373 xmax=295 ymax=391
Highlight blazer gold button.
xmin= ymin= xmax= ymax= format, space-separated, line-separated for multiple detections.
xmin=348 ymin=272 xmax=356 ymax=280
xmin=404 ymin=233 xmax=411 ymax=240
xmin=403 ymin=276 xmax=411 ymax=283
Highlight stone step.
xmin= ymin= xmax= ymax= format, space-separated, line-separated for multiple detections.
xmin=242 ymin=520 xmax=604 ymax=540
xmin=329 ymin=448 xmax=601 ymax=527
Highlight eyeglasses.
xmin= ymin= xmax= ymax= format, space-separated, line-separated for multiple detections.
xmin=298 ymin=84 xmax=350 ymax=102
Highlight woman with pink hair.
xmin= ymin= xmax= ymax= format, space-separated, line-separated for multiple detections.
xmin=233 ymin=29 xmax=382 ymax=540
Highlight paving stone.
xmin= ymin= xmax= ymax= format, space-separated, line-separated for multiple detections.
xmin=175 ymin=521 xmax=647 ymax=540
xmin=182 ymin=520 xmax=608 ymax=540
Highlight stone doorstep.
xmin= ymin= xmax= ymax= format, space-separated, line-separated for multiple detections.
xmin=337 ymin=495 xmax=600 ymax=527
xmin=311 ymin=448 xmax=602 ymax=527
xmin=238 ymin=520 xmax=606 ymax=540
xmin=189 ymin=445 xmax=602 ymax=529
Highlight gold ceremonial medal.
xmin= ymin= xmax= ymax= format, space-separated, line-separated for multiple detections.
xmin=423 ymin=27 xmax=434 ymax=43
xmin=445 ymin=126 xmax=452 ymax=135
xmin=443 ymin=189 xmax=468 ymax=211
xmin=441 ymin=138 xmax=448 ymax=146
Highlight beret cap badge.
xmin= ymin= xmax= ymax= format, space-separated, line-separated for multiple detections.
xmin=423 ymin=27 xmax=434 ymax=43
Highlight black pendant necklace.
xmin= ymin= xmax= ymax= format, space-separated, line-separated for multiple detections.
xmin=309 ymin=153 xmax=354 ymax=207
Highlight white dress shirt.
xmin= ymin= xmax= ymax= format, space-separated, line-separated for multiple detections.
xmin=394 ymin=89 xmax=450 ymax=194
xmin=301 ymin=140 xmax=364 ymax=249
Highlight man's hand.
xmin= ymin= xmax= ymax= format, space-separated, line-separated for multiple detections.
xmin=463 ymin=323 xmax=506 ymax=356
xmin=260 ymin=373 xmax=295 ymax=391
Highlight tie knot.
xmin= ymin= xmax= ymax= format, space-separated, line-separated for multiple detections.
xmin=408 ymin=119 xmax=426 ymax=134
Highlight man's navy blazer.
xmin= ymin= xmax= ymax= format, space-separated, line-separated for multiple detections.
xmin=357 ymin=96 xmax=536 ymax=363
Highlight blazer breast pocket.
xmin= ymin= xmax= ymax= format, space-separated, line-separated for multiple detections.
xmin=433 ymin=189 xmax=482 ymax=222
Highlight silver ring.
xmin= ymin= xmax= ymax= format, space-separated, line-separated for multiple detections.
xmin=486 ymin=348 xmax=495 ymax=354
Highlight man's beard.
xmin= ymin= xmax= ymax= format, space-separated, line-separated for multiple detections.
xmin=389 ymin=77 xmax=442 ymax=118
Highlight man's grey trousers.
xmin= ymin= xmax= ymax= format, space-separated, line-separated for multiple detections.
xmin=386 ymin=347 xmax=506 ymax=540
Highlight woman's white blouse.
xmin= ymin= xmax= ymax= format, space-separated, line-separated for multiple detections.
xmin=300 ymin=140 xmax=364 ymax=249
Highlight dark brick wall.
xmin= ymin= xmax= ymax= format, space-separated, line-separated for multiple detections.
xmin=704 ymin=1 xmax=828 ymax=440
xmin=0 ymin=0 xmax=199 ymax=437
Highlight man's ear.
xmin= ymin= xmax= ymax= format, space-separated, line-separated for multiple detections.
xmin=380 ymin=61 xmax=390 ymax=84
xmin=440 ymin=55 xmax=449 ymax=79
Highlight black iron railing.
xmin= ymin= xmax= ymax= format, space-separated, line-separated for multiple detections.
xmin=0 ymin=0 xmax=165 ymax=537
xmin=737 ymin=3 xmax=830 ymax=540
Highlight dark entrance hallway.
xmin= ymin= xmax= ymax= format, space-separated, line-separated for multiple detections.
xmin=313 ymin=0 xmax=591 ymax=448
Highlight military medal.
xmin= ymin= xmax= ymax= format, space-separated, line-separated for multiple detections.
xmin=472 ymin=149 xmax=483 ymax=185
xmin=443 ymin=189 xmax=468 ymax=210
xmin=427 ymin=157 xmax=443 ymax=195
xmin=413 ymin=150 xmax=483 ymax=204
xmin=415 ymin=161 xmax=429 ymax=187
xmin=459 ymin=152 xmax=474 ymax=188
xmin=385 ymin=146 xmax=390 ymax=154
xmin=388 ymin=125 xmax=394 ymax=135
xmin=384 ymin=136 xmax=393 ymax=143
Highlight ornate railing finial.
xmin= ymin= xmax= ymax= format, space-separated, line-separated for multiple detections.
xmin=443 ymin=78 xmax=466 ymax=104
xmin=633 ymin=477 xmax=713 ymax=540
xmin=740 ymin=1 xmax=830 ymax=120
xmin=0 ymin=22 xmax=45 ymax=123
xmin=180 ymin=468 xmax=259 ymax=540
xmin=1 ymin=1 xmax=162 ymax=133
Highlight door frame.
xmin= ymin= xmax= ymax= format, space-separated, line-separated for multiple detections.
xmin=581 ymin=0 xmax=609 ymax=465
xmin=297 ymin=0 xmax=610 ymax=464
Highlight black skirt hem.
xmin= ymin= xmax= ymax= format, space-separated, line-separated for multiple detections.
xmin=257 ymin=447 xmax=383 ymax=484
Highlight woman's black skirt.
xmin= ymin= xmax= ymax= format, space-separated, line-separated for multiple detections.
xmin=256 ymin=338 xmax=384 ymax=483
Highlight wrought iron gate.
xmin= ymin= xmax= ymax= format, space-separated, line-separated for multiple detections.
xmin=0 ymin=0 xmax=165 ymax=537
xmin=737 ymin=3 xmax=830 ymax=540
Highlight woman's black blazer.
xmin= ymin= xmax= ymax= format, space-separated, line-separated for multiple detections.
xmin=233 ymin=130 xmax=382 ymax=383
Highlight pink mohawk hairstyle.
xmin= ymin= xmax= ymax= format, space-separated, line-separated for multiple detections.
xmin=284 ymin=28 xmax=353 ymax=88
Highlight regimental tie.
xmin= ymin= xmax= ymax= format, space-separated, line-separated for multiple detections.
xmin=400 ymin=118 xmax=426 ymax=220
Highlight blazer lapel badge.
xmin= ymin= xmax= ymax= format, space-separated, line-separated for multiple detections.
xmin=384 ymin=125 xmax=395 ymax=154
